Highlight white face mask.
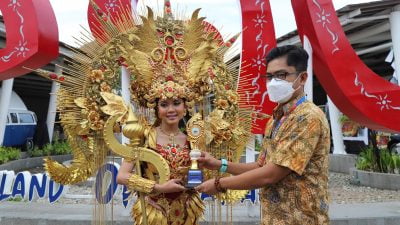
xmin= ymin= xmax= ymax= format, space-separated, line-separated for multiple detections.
xmin=267 ymin=75 xmax=301 ymax=104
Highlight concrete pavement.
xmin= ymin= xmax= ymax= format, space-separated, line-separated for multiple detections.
xmin=0 ymin=201 xmax=400 ymax=225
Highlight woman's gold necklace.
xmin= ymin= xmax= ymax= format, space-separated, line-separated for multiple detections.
xmin=159 ymin=127 xmax=180 ymax=147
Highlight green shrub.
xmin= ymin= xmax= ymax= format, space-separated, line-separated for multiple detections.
xmin=0 ymin=141 xmax=72 ymax=164
xmin=29 ymin=146 xmax=44 ymax=157
xmin=0 ymin=154 xmax=6 ymax=164
xmin=356 ymin=147 xmax=375 ymax=171
xmin=392 ymin=154 xmax=400 ymax=173
xmin=7 ymin=197 xmax=23 ymax=202
xmin=0 ymin=147 xmax=21 ymax=164
xmin=379 ymin=149 xmax=394 ymax=173
xmin=29 ymin=141 xmax=72 ymax=157
xmin=6 ymin=148 xmax=20 ymax=160
xmin=356 ymin=146 xmax=400 ymax=174
xmin=51 ymin=140 xmax=71 ymax=155
xmin=42 ymin=143 xmax=53 ymax=156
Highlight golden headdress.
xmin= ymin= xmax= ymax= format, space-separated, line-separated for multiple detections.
xmin=39 ymin=0 xmax=252 ymax=203
xmin=123 ymin=3 xmax=237 ymax=113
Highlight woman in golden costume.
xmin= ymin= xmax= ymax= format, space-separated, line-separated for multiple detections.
xmin=41 ymin=0 xmax=253 ymax=224
xmin=117 ymin=96 xmax=205 ymax=225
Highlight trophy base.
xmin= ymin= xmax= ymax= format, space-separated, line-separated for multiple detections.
xmin=186 ymin=169 xmax=203 ymax=188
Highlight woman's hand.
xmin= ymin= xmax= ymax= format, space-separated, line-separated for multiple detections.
xmin=153 ymin=179 xmax=186 ymax=193
xmin=197 ymin=151 xmax=221 ymax=170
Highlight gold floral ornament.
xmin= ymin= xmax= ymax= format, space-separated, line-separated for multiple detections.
xmin=90 ymin=70 xmax=104 ymax=83
xmin=226 ymin=90 xmax=239 ymax=104
xmin=100 ymin=92 xmax=128 ymax=122
xmin=216 ymin=99 xmax=230 ymax=110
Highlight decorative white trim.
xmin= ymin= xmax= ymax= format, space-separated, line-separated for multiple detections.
xmin=8 ymin=0 xmax=21 ymax=11
xmin=354 ymin=73 xmax=400 ymax=111
xmin=105 ymin=0 xmax=120 ymax=13
xmin=1 ymin=51 xmax=17 ymax=62
xmin=253 ymin=14 xmax=267 ymax=28
xmin=312 ymin=0 xmax=339 ymax=54
xmin=245 ymin=0 xmax=269 ymax=110
xmin=15 ymin=40 xmax=29 ymax=57
xmin=1 ymin=0 xmax=28 ymax=63
xmin=251 ymin=54 xmax=266 ymax=71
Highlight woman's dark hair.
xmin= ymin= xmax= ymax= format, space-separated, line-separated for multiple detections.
xmin=153 ymin=105 xmax=162 ymax=127
xmin=265 ymin=45 xmax=309 ymax=72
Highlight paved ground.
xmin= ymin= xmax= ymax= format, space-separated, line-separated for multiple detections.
xmin=25 ymin=167 xmax=400 ymax=205
xmin=1 ymin=167 xmax=398 ymax=224
xmin=329 ymin=172 xmax=400 ymax=204
xmin=0 ymin=201 xmax=399 ymax=225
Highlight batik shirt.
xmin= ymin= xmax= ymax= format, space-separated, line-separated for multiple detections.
xmin=257 ymin=96 xmax=331 ymax=225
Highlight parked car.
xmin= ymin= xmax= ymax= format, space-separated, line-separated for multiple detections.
xmin=3 ymin=110 xmax=37 ymax=150
xmin=1 ymin=89 xmax=37 ymax=151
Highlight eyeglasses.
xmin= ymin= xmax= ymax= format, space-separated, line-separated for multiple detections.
xmin=262 ymin=71 xmax=300 ymax=81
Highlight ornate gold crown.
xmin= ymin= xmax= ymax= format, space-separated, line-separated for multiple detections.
xmin=124 ymin=4 xmax=237 ymax=112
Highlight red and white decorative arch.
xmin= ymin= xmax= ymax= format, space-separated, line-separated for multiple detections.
xmin=292 ymin=0 xmax=400 ymax=133
xmin=238 ymin=0 xmax=277 ymax=134
xmin=0 ymin=0 xmax=58 ymax=79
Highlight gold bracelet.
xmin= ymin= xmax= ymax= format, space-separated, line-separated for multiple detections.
xmin=126 ymin=174 xmax=156 ymax=194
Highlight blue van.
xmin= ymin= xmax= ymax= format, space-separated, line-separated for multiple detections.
xmin=1 ymin=90 xmax=37 ymax=150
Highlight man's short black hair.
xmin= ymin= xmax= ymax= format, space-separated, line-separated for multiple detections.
xmin=266 ymin=45 xmax=309 ymax=72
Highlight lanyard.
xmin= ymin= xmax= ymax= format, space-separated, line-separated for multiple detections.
xmin=270 ymin=96 xmax=307 ymax=138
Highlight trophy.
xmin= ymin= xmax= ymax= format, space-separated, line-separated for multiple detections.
xmin=186 ymin=113 xmax=205 ymax=188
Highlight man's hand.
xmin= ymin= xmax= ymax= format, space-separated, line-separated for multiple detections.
xmin=194 ymin=178 xmax=218 ymax=195
xmin=154 ymin=179 xmax=186 ymax=193
xmin=198 ymin=152 xmax=221 ymax=170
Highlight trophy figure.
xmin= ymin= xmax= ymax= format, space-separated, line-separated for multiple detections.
xmin=186 ymin=113 xmax=205 ymax=188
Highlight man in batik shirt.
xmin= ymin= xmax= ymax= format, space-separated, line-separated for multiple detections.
xmin=196 ymin=45 xmax=331 ymax=224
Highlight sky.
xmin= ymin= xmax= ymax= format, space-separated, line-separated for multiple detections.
xmin=48 ymin=0 xmax=377 ymax=47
